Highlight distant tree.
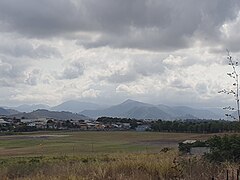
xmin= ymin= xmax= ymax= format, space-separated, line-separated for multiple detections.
xmin=47 ymin=119 xmax=54 ymax=124
xmin=218 ymin=50 xmax=240 ymax=121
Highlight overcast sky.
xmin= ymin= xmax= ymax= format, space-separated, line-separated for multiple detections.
xmin=0 ymin=0 xmax=240 ymax=107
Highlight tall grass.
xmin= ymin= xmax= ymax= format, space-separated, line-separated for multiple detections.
xmin=0 ymin=151 xmax=237 ymax=179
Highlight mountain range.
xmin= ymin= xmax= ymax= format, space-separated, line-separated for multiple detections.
xmin=0 ymin=107 xmax=19 ymax=116
xmin=4 ymin=101 xmax=105 ymax=113
xmin=7 ymin=109 xmax=89 ymax=120
xmin=1 ymin=99 xmax=226 ymax=120
xmin=4 ymin=104 xmax=51 ymax=113
xmin=81 ymin=99 xmax=224 ymax=120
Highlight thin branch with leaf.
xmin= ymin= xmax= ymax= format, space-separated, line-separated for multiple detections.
xmin=218 ymin=50 xmax=240 ymax=121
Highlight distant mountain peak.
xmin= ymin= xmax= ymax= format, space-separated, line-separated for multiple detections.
xmin=122 ymin=99 xmax=138 ymax=104
xmin=121 ymin=99 xmax=150 ymax=105
xmin=51 ymin=100 xmax=103 ymax=113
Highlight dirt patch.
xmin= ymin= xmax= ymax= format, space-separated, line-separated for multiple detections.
xmin=0 ymin=134 xmax=70 ymax=140
xmin=32 ymin=135 xmax=70 ymax=138
xmin=135 ymin=139 xmax=180 ymax=148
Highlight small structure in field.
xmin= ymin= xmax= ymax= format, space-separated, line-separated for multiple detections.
xmin=179 ymin=139 xmax=210 ymax=156
xmin=190 ymin=147 xmax=210 ymax=155
xmin=135 ymin=125 xmax=150 ymax=132
xmin=182 ymin=140 xmax=197 ymax=144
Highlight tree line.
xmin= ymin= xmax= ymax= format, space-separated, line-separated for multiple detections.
xmin=151 ymin=119 xmax=240 ymax=133
xmin=97 ymin=117 xmax=240 ymax=133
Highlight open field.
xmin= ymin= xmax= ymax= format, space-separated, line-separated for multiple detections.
xmin=0 ymin=131 xmax=219 ymax=157
xmin=0 ymin=131 xmax=238 ymax=179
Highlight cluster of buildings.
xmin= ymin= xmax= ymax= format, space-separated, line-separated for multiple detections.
xmin=0 ymin=116 xmax=150 ymax=132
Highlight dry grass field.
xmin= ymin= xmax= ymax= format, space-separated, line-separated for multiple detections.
xmin=0 ymin=131 xmax=236 ymax=179
xmin=0 ymin=131 xmax=216 ymax=156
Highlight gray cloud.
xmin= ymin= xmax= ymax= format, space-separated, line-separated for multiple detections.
xmin=0 ymin=0 xmax=84 ymax=38
xmin=106 ymin=71 xmax=137 ymax=84
xmin=34 ymin=45 xmax=61 ymax=58
xmin=131 ymin=56 xmax=166 ymax=76
xmin=99 ymin=56 xmax=166 ymax=84
xmin=79 ymin=0 xmax=240 ymax=50
xmin=0 ymin=0 xmax=239 ymax=51
xmin=0 ymin=56 xmax=27 ymax=79
xmin=25 ymin=69 xmax=40 ymax=86
xmin=0 ymin=0 xmax=239 ymax=108
xmin=169 ymin=78 xmax=191 ymax=89
xmin=0 ymin=79 xmax=13 ymax=87
xmin=195 ymin=83 xmax=208 ymax=94
xmin=0 ymin=39 xmax=61 ymax=58
xmin=0 ymin=55 xmax=32 ymax=88
xmin=56 ymin=61 xmax=84 ymax=80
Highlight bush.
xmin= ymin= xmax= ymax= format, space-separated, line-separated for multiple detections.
xmin=205 ymin=134 xmax=240 ymax=162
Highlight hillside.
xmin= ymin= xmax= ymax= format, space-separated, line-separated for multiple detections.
xmin=7 ymin=104 xmax=51 ymax=113
xmin=82 ymin=99 xmax=222 ymax=120
xmin=51 ymin=100 xmax=103 ymax=113
xmin=8 ymin=109 xmax=89 ymax=120
xmin=0 ymin=107 xmax=19 ymax=116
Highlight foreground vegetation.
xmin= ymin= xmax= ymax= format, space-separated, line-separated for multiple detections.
xmin=0 ymin=131 xmax=240 ymax=179
xmin=179 ymin=134 xmax=240 ymax=162
xmin=1 ymin=151 xmax=238 ymax=180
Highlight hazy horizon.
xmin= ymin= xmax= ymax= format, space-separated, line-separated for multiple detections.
xmin=1 ymin=98 xmax=226 ymax=110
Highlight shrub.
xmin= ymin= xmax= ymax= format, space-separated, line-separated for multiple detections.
xmin=205 ymin=134 xmax=240 ymax=162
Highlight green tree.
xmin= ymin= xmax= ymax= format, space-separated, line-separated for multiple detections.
xmin=206 ymin=135 xmax=240 ymax=162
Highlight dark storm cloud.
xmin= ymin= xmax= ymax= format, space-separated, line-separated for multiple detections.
xmin=0 ymin=0 xmax=86 ymax=37
xmin=0 ymin=0 xmax=239 ymax=50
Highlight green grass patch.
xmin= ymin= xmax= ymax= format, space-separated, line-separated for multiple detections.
xmin=0 ymin=131 xmax=219 ymax=157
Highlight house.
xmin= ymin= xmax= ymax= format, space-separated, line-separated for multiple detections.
xmin=112 ymin=124 xmax=120 ymax=128
xmin=95 ymin=123 xmax=105 ymax=130
xmin=22 ymin=118 xmax=48 ymax=129
xmin=0 ymin=119 xmax=10 ymax=126
xmin=86 ymin=122 xmax=95 ymax=127
xmin=27 ymin=122 xmax=36 ymax=127
xmin=79 ymin=123 xmax=88 ymax=130
xmin=135 ymin=125 xmax=150 ymax=132
xmin=35 ymin=122 xmax=47 ymax=129
xmin=122 ymin=123 xmax=131 ymax=129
